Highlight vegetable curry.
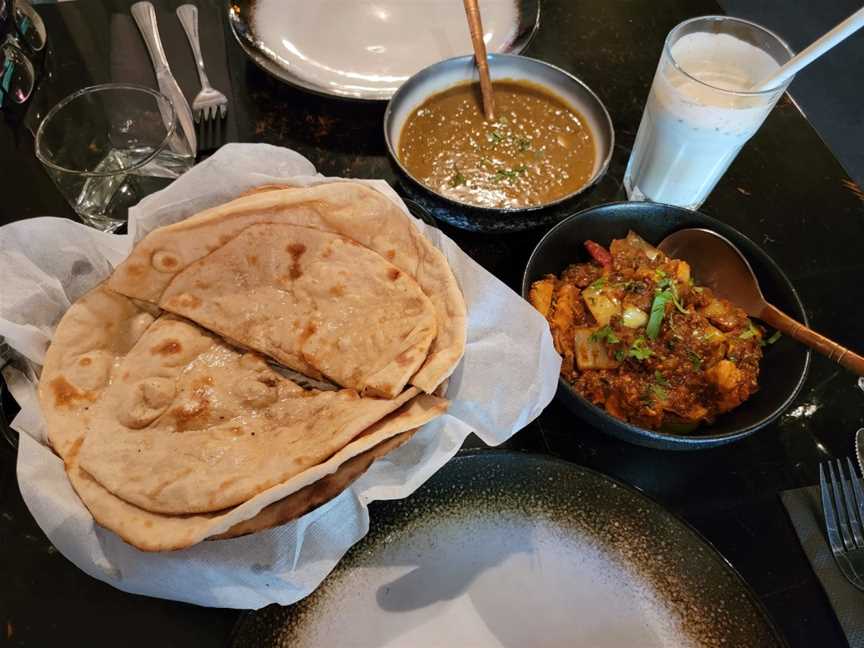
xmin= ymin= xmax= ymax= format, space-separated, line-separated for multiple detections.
xmin=529 ymin=232 xmax=772 ymax=432
xmin=398 ymin=80 xmax=596 ymax=209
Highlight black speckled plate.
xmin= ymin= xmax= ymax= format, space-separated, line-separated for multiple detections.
xmin=232 ymin=452 xmax=784 ymax=648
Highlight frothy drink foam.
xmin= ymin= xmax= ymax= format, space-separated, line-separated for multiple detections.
xmin=624 ymin=31 xmax=784 ymax=208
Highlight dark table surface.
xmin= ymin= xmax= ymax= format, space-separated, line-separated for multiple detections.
xmin=2 ymin=0 xmax=864 ymax=646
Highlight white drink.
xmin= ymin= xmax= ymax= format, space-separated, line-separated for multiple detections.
xmin=624 ymin=19 xmax=793 ymax=209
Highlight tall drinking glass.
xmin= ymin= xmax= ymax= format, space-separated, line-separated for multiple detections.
xmin=623 ymin=16 xmax=795 ymax=210
xmin=35 ymin=83 xmax=194 ymax=231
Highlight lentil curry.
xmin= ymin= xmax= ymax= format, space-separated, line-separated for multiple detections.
xmin=398 ymin=80 xmax=596 ymax=209
xmin=529 ymin=232 xmax=774 ymax=432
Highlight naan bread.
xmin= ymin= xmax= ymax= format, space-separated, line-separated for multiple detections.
xmin=213 ymin=427 xmax=417 ymax=541
xmin=67 ymin=393 xmax=443 ymax=551
xmin=78 ymin=315 xmax=429 ymax=514
xmin=37 ymin=284 xmax=156 ymax=459
xmin=158 ymin=223 xmax=437 ymax=399
xmin=108 ymin=182 xmax=466 ymax=393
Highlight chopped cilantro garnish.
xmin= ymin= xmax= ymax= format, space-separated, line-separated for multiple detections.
xmin=590 ymin=325 xmax=620 ymax=345
xmin=670 ymin=285 xmax=688 ymax=314
xmin=588 ymin=277 xmax=606 ymax=290
xmin=449 ymin=169 xmax=467 ymax=188
xmin=739 ymin=321 xmax=761 ymax=340
xmin=488 ymin=131 xmax=504 ymax=144
xmin=654 ymin=370 xmax=669 ymax=387
xmin=493 ymin=166 xmax=527 ymax=182
xmin=686 ymin=350 xmax=703 ymax=369
xmin=655 ymin=269 xmax=668 ymax=281
xmin=765 ymin=331 xmax=782 ymax=345
xmin=651 ymin=384 xmax=668 ymax=400
xmin=627 ymin=337 xmax=654 ymax=361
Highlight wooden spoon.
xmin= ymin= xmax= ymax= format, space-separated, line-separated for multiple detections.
xmin=462 ymin=0 xmax=496 ymax=121
xmin=658 ymin=228 xmax=864 ymax=375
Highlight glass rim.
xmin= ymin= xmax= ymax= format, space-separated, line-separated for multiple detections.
xmin=662 ymin=15 xmax=797 ymax=97
xmin=34 ymin=83 xmax=177 ymax=177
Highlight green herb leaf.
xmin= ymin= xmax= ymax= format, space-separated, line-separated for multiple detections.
xmin=739 ymin=320 xmax=761 ymax=340
xmin=488 ymin=131 xmax=504 ymax=144
xmin=516 ymin=137 xmax=532 ymax=152
xmin=449 ymin=169 xmax=467 ymax=188
xmin=654 ymin=370 xmax=669 ymax=387
xmin=646 ymin=290 xmax=672 ymax=339
xmin=614 ymin=348 xmax=626 ymax=362
xmin=590 ymin=325 xmax=620 ymax=345
xmin=493 ymin=166 xmax=527 ymax=182
xmin=588 ymin=277 xmax=606 ymax=290
xmin=686 ymin=350 xmax=703 ymax=369
xmin=765 ymin=330 xmax=782 ymax=345
xmin=670 ymin=284 xmax=688 ymax=314
xmin=627 ymin=337 xmax=654 ymax=361
xmin=651 ymin=384 xmax=668 ymax=400
xmin=655 ymin=269 xmax=668 ymax=282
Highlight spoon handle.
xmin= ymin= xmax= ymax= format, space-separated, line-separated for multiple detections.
xmin=462 ymin=0 xmax=496 ymax=121
xmin=760 ymin=304 xmax=864 ymax=375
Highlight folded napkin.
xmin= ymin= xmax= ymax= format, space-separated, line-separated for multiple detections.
xmin=782 ymin=486 xmax=864 ymax=647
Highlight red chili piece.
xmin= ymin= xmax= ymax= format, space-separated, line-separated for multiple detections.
xmin=584 ymin=240 xmax=612 ymax=268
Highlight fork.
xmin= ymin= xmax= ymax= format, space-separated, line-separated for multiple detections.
xmin=820 ymin=458 xmax=864 ymax=591
xmin=176 ymin=4 xmax=228 ymax=123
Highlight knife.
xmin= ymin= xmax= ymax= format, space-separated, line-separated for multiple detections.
xmin=130 ymin=1 xmax=197 ymax=156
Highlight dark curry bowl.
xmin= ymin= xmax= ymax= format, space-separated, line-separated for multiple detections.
xmin=383 ymin=54 xmax=614 ymax=233
xmin=521 ymin=202 xmax=811 ymax=450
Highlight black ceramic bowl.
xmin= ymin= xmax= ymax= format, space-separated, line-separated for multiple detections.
xmin=521 ymin=202 xmax=811 ymax=450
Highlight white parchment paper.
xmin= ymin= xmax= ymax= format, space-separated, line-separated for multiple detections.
xmin=0 ymin=144 xmax=560 ymax=608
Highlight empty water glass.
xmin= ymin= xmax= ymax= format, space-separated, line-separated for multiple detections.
xmin=34 ymin=83 xmax=194 ymax=231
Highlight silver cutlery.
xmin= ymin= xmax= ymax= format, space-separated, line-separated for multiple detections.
xmin=176 ymin=4 xmax=228 ymax=123
xmin=857 ymin=428 xmax=864 ymax=481
xmin=131 ymin=1 xmax=197 ymax=154
xmin=820 ymin=457 xmax=864 ymax=591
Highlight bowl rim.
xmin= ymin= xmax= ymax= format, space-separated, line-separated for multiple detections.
xmin=382 ymin=53 xmax=616 ymax=214
xmin=520 ymin=201 xmax=811 ymax=446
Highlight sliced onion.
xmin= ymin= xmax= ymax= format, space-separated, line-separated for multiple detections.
xmin=622 ymin=306 xmax=648 ymax=329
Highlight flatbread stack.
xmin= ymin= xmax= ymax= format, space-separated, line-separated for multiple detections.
xmin=36 ymin=182 xmax=466 ymax=552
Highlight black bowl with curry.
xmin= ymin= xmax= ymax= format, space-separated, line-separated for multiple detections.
xmin=522 ymin=202 xmax=810 ymax=450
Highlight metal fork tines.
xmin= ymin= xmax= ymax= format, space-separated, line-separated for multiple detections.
xmin=176 ymin=4 xmax=228 ymax=123
xmin=820 ymin=458 xmax=864 ymax=591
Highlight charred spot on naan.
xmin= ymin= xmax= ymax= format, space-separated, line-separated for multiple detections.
xmin=150 ymin=339 xmax=183 ymax=356
xmin=395 ymin=350 xmax=416 ymax=366
xmin=329 ymin=284 xmax=345 ymax=297
xmin=151 ymin=251 xmax=182 ymax=273
xmin=286 ymin=242 xmax=306 ymax=279
xmin=49 ymin=376 xmax=96 ymax=408
xmin=388 ymin=268 xmax=401 ymax=281
xmin=165 ymin=293 xmax=202 ymax=310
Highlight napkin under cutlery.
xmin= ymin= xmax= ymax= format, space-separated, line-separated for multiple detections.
xmin=782 ymin=486 xmax=864 ymax=647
